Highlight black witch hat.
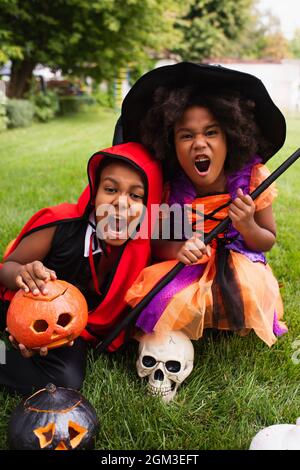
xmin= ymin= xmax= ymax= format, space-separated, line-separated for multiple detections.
xmin=116 ymin=62 xmax=286 ymax=162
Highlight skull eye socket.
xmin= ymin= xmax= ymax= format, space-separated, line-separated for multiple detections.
xmin=57 ymin=313 xmax=72 ymax=327
xmin=166 ymin=360 xmax=181 ymax=373
xmin=32 ymin=319 xmax=49 ymax=333
xmin=142 ymin=355 xmax=157 ymax=368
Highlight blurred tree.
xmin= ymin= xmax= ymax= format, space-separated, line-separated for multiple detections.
xmin=173 ymin=0 xmax=254 ymax=61
xmin=0 ymin=30 xmax=22 ymax=64
xmin=0 ymin=0 xmax=187 ymax=98
xmin=289 ymin=29 xmax=300 ymax=58
xmin=262 ymin=32 xmax=290 ymax=60
xmin=226 ymin=6 xmax=290 ymax=60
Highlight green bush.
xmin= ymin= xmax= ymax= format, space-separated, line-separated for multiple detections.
xmin=92 ymin=89 xmax=114 ymax=108
xmin=0 ymin=90 xmax=8 ymax=132
xmin=31 ymin=90 xmax=59 ymax=122
xmin=58 ymin=94 xmax=96 ymax=115
xmin=6 ymin=99 xmax=34 ymax=128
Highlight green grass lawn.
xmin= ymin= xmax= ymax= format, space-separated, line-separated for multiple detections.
xmin=0 ymin=107 xmax=299 ymax=450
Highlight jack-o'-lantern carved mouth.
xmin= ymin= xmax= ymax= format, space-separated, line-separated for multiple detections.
xmin=43 ymin=335 xmax=74 ymax=349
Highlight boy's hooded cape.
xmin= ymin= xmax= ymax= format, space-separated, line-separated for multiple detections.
xmin=0 ymin=142 xmax=163 ymax=351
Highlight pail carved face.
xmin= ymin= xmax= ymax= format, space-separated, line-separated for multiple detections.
xmin=8 ymin=384 xmax=99 ymax=450
xmin=6 ymin=280 xmax=88 ymax=349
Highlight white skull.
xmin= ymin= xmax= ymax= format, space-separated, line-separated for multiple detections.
xmin=136 ymin=330 xmax=194 ymax=402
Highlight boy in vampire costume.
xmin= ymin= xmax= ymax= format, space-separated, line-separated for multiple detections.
xmin=0 ymin=142 xmax=162 ymax=395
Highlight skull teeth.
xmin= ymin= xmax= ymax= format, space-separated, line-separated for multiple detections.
xmin=148 ymin=384 xmax=173 ymax=396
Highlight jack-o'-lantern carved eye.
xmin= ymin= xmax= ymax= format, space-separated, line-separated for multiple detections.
xmin=34 ymin=422 xmax=55 ymax=448
xmin=57 ymin=313 xmax=72 ymax=327
xmin=32 ymin=319 xmax=49 ymax=333
xmin=68 ymin=421 xmax=88 ymax=448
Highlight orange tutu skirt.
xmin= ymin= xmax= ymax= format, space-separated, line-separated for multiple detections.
xmin=126 ymin=246 xmax=286 ymax=347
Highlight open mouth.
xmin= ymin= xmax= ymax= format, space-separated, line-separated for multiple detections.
xmin=195 ymin=156 xmax=211 ymax=175
xmin=107 ymin=214 xmax=128 ymax=236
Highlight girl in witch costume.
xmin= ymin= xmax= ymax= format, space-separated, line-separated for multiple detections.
xmin=123 ymin=62 xmax=288 ymax=347
xmin=0 ymin=142 xmax=162 ymax=395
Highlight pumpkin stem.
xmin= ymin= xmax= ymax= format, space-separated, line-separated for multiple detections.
xmin=46 ymin=383 xmax=57 ymax=393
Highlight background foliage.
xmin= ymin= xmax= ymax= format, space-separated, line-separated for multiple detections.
xmin=173 ymin=0 xmax=253 ymax=61
xmin=0 ymin=0 xmax=186 ymax=98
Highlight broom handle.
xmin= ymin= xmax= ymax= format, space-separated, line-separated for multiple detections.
xmin=96 ymin=148 xmax=300 ymax=352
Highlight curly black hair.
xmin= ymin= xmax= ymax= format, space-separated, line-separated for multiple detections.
xmin=139 ymin=86 xmax=273 ymax=178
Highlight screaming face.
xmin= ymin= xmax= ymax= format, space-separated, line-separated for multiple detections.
xmin=95 ymin=161 xmax=145 ymax=246
xmin=174 ymin=106 xmax=228 ymax=196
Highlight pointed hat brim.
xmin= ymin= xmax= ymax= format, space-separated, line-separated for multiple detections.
xmin=121 ymin=62 xmax=286 ymax=161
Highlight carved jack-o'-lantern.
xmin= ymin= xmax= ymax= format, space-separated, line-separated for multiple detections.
xmin=7 ymin=280 xmax=88 ymax=349
xmin=8 ymin=383 xmax=99 ymax=450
